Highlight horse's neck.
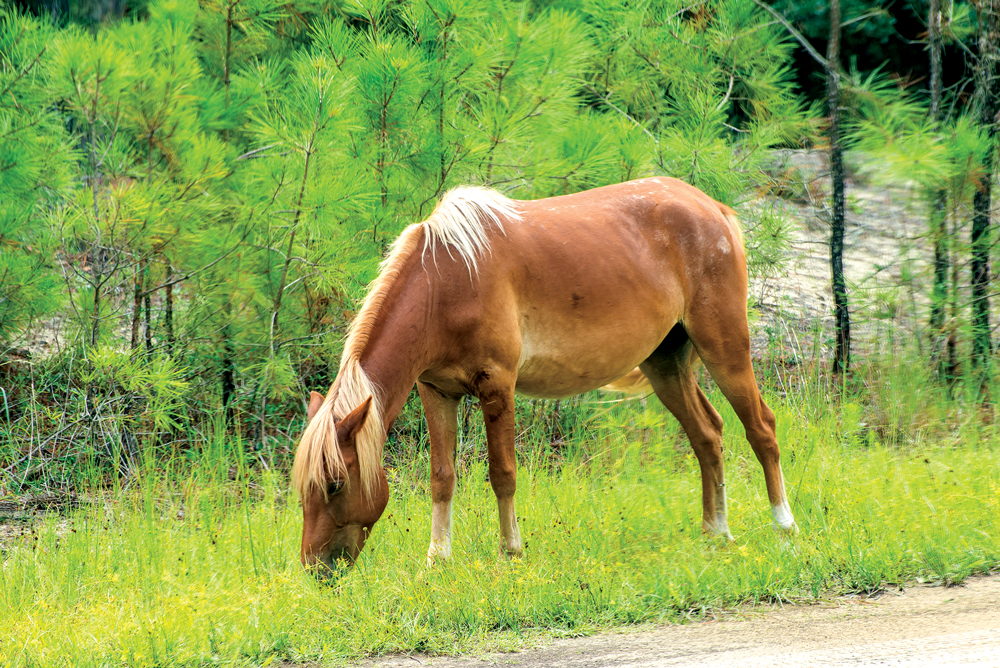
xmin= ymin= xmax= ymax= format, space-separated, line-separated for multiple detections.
xmin=354 ymin=268 xmax=435 ymax=432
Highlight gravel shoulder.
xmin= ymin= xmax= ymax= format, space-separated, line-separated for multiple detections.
xmin=367 ymin=574 xmax=1000 ymax=667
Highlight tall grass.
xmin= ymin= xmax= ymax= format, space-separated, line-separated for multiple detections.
xmin=2 ymin=360 xmax=999 ymax=666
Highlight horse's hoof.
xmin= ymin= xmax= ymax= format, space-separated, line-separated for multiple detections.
xmin=426 ymin=548 xmax=452 ymax=567
xmin=500 ymin=545 xmax=523 ymax=560
xmin=426 ymin=556 xmax=451 ymax=567
xmin=702 ymin=523 xmax=734 ymax=541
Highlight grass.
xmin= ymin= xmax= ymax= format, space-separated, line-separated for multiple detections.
xmin=2 ymin=374 xmax=1000 ymax=667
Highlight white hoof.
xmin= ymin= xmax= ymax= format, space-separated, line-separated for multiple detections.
xmin=426 ymin=543 xmax=451 ymax=567
xmin=771 ymin=501 xmax=797 ymax=532
xmin=703 ymin=521 xmax=734 ymax=541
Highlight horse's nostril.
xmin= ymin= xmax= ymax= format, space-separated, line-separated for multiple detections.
xmin=331 ymin=550 xmax=355 ymax=566
xmin=304 ymin=545 xmax=356 ymax=579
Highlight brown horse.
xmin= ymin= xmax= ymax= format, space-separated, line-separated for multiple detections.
xmin=292 ymin=177 xmax=797 ymax=570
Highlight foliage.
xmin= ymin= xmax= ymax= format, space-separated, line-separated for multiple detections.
xmin=846 ymin=69 xmax=989 ymax=197
xmin=841 ymin=51 xmax=998 ymax=385
xmin=81 ymin=346 xmax=189 ymax=432
xmin=0 ymin=10 xmax=73 ymax=343
xmin=769 ymin=0 xmax=977 ymax=99
xmin=0 ymin=0 xmax=810 ymax=474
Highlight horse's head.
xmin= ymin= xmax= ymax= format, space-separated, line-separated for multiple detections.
xmin=297 ymin=391 xmax=389 ymax=574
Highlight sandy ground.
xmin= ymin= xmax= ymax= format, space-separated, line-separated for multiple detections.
xmin=747 ymin=150 xmax=930 ymax=360
xmin=367 ymin=574 xmax=1000 ymax=667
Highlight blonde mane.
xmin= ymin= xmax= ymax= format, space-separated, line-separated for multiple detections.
xmin=292 ymin=186 xmax=520 ymax=501
xmin=422 ymin=186 xmax=522 ymax=273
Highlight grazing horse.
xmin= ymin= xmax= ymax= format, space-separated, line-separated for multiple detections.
xmin=292 ymin=177 xmax=797 ymax=570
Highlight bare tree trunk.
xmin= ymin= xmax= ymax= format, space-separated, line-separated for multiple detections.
xmin=929 ymin=0 xmax=951 ymax=379
xmin=143 ymin=260 xmax=152 ymax=353
xmin=89 ymin=274 xmax=102 ymax=347
xmin=269 ymin=145 xmax=312 ymax=353
xmin=971 ymin=0 xmax=1000 ymax=390
xmin=221 ymin=319 xmax=236 ymax=424
xmin=949 ymin=214 xmax=961 ymax=379
xmin=130 ymin=263 xmax=142 ymax=349
xmin=164 ymin=263 xmax=175 ymax=356
xmin=220 ymin=2 xmax=236 ymax=423
xmin=828 ymin=0 xmax=850 ymax=374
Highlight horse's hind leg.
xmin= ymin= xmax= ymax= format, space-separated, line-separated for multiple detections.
xmin=640 ymin=328 xmax=731 ymax=538
xmin=418 ymin=382 xmax=460 ymax=565
xmin=684 ymin=305 xmax=798 ymax=532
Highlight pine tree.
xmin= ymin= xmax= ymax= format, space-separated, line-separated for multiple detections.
xmin=0 ymin=10 xmax=72 ymax=347
xmin=828 ymin=0 xmax=850 ymax=374
xmin=928 ymin=0 xmax=952 ymax=378
xmin=970 ymin=0 xmax=999 ymax=390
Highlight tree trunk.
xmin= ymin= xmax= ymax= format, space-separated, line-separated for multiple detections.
xmin=270 ymin=145 xmax=312 ymax=353
xmin=971 ymin=0 xmax=1000 ymax=387
xmin=143 ymin=261 xmax=152 ymax=353
xmin=219 ymin=297 xmax=236 ymax=423
xmin=164 ymin=263 xmax=175 ymax=356
xmin=929 ymin=0 xmax=951 ymax=380
xmin=949 ymin=214 xmax=961 ymax=379
xmin=221 ymin=325 xmax=236 ymax=423
xmin=130 ymin=263 xmax=142 ymax=349
xmin=89 ymin=276 xmax=101 ymax=348
xmin=828 ymin=0 xmax=850 ymax=374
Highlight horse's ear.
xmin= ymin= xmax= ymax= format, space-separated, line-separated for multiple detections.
xmin=307 ymin=391 xmax=325 ymax=420
xmin=336 ymin=396 xmax=372 ymax=443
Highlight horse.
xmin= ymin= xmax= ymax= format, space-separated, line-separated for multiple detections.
xmin=292 ymin=177 xmax=797 ymax=571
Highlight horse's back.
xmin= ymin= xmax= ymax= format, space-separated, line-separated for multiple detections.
xmin=513 ymin=176 xmax=739 ymax=262
xmin=479 ymin=178 xmax=742 ymax=398
xmin=503 ymin=176 xmax=743 ymax=309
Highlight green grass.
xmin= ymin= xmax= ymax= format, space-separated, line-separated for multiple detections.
xmin=2 ymin=383 xmax=1000 ymax=667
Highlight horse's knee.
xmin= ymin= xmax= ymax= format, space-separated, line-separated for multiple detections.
xmin=745 ymin=405 xmax=780 ymax=462
xmin=707 ymin=411 xmax=724 ymax=436
xmin=488 ymin=461 xmax=516 ymax=497
xmin=701 ymin=398 xmax=724 ymax=431
xmin=748 ymin=433 xmax=780 ymax=466
xmin=430 ymin=466 xmax=455 ymax=502
xmin=691 ymin=435 xmax=723 ymax=465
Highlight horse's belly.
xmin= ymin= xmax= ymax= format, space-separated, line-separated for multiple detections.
xmin=514 ymin=329 xmax=662 ymax=398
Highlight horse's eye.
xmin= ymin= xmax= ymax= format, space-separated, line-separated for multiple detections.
xmin=327 ymin=480 xmax=344 ymax=496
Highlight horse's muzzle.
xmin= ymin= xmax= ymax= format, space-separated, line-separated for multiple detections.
xmin=301 ymin=525 xmax=367 ymax=577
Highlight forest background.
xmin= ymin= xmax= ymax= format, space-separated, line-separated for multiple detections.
xmin=5 ymin=0 xmax=995 ymax=484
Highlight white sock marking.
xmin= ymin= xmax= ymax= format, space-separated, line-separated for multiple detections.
xmin=771 ymin=499 xmax=796 ymax=530
xmin=427 ymin=500 xmax=453 ymax=563
xmin=498 ymin=497 xmax=522 ymax=555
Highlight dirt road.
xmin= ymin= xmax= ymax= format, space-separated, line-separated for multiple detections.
xmin=369 ymin=575 xmax=1000 ymax=667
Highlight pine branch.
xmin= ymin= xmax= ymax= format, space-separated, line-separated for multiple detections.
xmin=750 ymin=0 xmax=830 ymax=70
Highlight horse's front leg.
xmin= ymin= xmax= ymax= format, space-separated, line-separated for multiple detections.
xmin=477 ymin=380 xmax=522 ymax=557
xmin=417 ymin=382 xmax=460 ymax=565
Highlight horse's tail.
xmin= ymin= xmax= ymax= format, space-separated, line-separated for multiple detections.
xmin=718 ymin=203 xmax=744 ymax=249
xmin=600 ymin=368 xmax=654 ymax=395
xmin=602 ymin=348 xmax=708 ymax=395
